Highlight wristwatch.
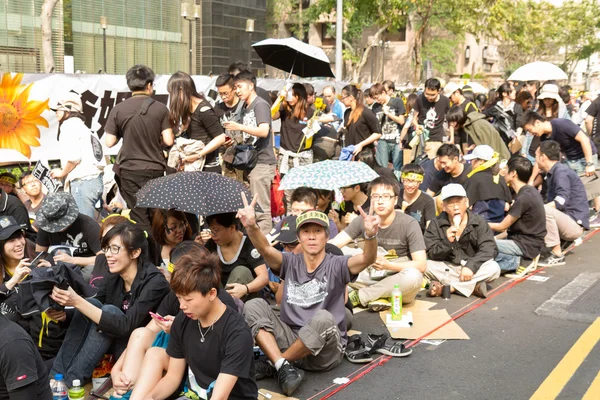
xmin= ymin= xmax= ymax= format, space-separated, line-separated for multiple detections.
xmin=586 ymin=161 xmax=594 ymax=167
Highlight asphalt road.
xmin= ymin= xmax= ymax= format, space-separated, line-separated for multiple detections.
xmin=258 ymin=232 xmax=600 ymax=400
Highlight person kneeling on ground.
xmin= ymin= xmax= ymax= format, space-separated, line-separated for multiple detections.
xmin=330 ymin=176 xmax=426 ymax=311
xmin=146 ymin=252 xmax=257 ymax=400
xmin=424 ymin=183 xmax=501 ymax=298
xmin=239 ymin=193 xmax=380 ymax=396
xmin=489 ymin=156 xmax=546 ymax=275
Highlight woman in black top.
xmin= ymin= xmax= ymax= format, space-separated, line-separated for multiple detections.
xmin=340 ymin=85 xmax=381 ymax=156
xmin=167 ymin=71 xmax=226 ymax=173
xmin=273 ymin=83 xmax=315 ymax=174
xmin=484 ymin=82 xmax=523 ymax=144
xmin=49 ymin=223 xmax=170 ymax=386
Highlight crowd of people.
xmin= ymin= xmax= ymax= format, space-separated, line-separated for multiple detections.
xmin=1 ymin=62 xmax=600 ymax=400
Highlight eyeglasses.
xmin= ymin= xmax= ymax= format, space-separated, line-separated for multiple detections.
xmin=283 ymin=242 xmax=299 ymax=250
xmin=21 ymin=180 xmax=38 ymax=187
xmin=102 ymin=245 xmax=122 ymax=255
xmin=371 ymin=194 xmax=395 ymax=201
xmin=218 ymin=90 xmax=232 ymax=97
xmin=166 ymin=222 xmax=187 ymax=234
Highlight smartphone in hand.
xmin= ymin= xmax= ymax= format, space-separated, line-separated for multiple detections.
xmin=149 ymin=312 xmax=168 ymax=322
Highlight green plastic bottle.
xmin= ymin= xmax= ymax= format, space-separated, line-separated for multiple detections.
xmin=68 ymin=380 xmax=84 ymax=400
xmin=391 ymin=284 xmax=403 ymax=321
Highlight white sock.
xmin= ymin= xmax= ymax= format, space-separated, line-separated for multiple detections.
xmin=274 ymin=358 xmax=286 ymax=371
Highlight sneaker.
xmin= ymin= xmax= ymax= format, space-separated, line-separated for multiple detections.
xmin=367 ymin=298 xmax=391 ymax=312
xmin=590 ymin=214 xmax=600 ymax=229
xmin=276 ymin=360 xmax=304 ymax=396
xmin=366 ymin=334 xmax=412 ymax=357
xmin=349 ymin=289 xmax=361 ymax=308
xmin=254 ymin=358 xmax=275 ymax=381
xmin=472 ymin=281 xmax=488 ymax=298
xmin=537 ymin=253 xmax=566 ymax=267
xmin=505 ymin=260 xmax=538 ymax=279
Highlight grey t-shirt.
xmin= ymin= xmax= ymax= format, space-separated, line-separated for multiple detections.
xmin=280 ymin=252 xmax=351 ymax=344
xmin=241 ymin=96 xmax=277 ymax=165
xmin=345 ymin=211 xmax=426 ymax=257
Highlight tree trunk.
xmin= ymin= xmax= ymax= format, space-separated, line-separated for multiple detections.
xmin=351 ymin=24 xmax=389 ymax=82
xmin=41 ymin=0 xmax=59 ymax=73
xmin=413 ymin=30 xmax=423 ymax=84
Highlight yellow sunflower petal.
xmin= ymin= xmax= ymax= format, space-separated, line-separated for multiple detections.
xmin=20 ymin=115 xmax=49 ymax=128
xmin=15 ymin=122 xmax=41 ymax=146
xmin=0 ymin=132 xmax=32 ymax=158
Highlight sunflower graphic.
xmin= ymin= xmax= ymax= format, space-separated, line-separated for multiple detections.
xmin=0 ymin=73 xmax=49 ymax=158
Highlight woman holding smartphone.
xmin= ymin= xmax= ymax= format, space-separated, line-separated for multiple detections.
xmin=49 ymin=222 xmax=170 ymax=387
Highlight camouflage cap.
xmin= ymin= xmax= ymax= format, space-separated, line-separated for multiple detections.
xmin=36 ymin=192 xmax=79 ymax=233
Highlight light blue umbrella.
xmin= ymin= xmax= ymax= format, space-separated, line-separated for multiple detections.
xmin=279 ymin=160 xmax=379 ymax=191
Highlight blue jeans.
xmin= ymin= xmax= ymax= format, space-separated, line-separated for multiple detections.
xmin=565 ymin=153 xmax=599 ymax=175
xmin=376 ymin=140 xmax=403 ymax=171
xmin=495 ymin=239 xmax=524 ymax=271
xmin=70 ymin=174 xmax=103 ymax=219
xmin=50 ymin=298 xmax=124 ymax=386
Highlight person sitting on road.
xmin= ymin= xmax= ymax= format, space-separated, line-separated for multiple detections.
xmin=397 ymin=163 xmax=436 ymax=233
xmin=424 ymin=184 xmax=501 ymax=298
xmin=463 ymin=145 xmax=512 ymax=223
xmin=535 ymin=140 xmax=590 ymax=267
xmin=35 ymin=192 xmax=103 ymax=282
xmin=330 ymin=177 xmax=426 ymax=311
xmin=239 ymin=193 xmax=381 ymax=396
xmin=146 ymin=252 xmax=257 ymax=400
xmin=275 ymin=187 xmax=338 ymax=239
xmin=489 ymin=156 xmax=547 ymax=274
xmin=150 ymin=210 xmax=193 ymax=270
xmin=329 ymin=182 xmax=370 ymax=232
xmin=200 ymin=212 xmax=269 ymax=301
xmin=110 ymin=241 xmax=238 ymax=399
xmin=426 ymin=143 xmax=472 ymax=197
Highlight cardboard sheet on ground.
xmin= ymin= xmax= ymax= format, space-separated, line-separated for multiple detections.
xmin=379 ymin=309 xmax=470 ymax=340
xmin=352 ymin=299 xmax=436 ymax=314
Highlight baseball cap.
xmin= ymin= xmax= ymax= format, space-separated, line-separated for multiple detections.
xmin=0 ymin=216 xmax=24 ymax=240
xmin=440 ymin=183 xmax=467 ymax=201
xmin=296 ymin=210 xmax=330 ymax=231
xmin=463 ymin=145 xmax=494 ymax=161
xmin=274 ymin=216 xmax=298 ymax=244
xmin=443 ymin=82 xmax=461 ymax=97
xmin=49 ymin=92 xmax=83 ymax=113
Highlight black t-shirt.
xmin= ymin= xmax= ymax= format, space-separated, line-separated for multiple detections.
xmin=188 ymin=101 xmax=225 ymax=165
xmin=338 ymin=197 xmax=371 ymax=218
xmin=280 ymin=107 xmax=315 ymax=152
xmin=376 ymin=97 xmax=406 ymax=141
xmin=550 ymin=118 xmax=597 ymax=160
xmin=419 ymin=158 xmax=439 ymax=192
xmin=464 ymin=169 xmax=512 ymax=204
xmin=36 ymin=214 xmax=101 ymax=258
xmin=241 ymin=96 xmax=277 ymax=165
xmin=205 ymin=236 xmax=265 ymax=285
xmin=428 ymin=163 xmax=472 ymax=196
xmin=256 ymin=87 xmax=273 ymax=107
xmin=157 ymin=290 xmax=238 ymax=317
xmin=105 ymin=95 xmax=171 ymax=171
xmin=167 ymin=307 xmax=257 ymax=400
xmin=507 ymin=185 xmax=547 ymax=259
xmin=343 ymin=108 xmax=381 ymax=147
xmin=586 ymin=96 xmax=600 ymax=137
xmin=89 ymin=253 xmax=109 ymax=291
xmin=415 ymin=94 xmax=450 ymax=142
xmin=0 ymin=315 xmax=52 ymax=400
xmin=397 ymin=190 xmax=436 ymax=233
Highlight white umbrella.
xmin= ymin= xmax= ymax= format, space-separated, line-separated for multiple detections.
xmin=463 ymin=81 xmax=487 ymax=94
xmin=508 ymin=61 xmax=568 ymax=82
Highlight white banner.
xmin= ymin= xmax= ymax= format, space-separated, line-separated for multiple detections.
xmin=1 ymin=74 xmax=347 ymax=165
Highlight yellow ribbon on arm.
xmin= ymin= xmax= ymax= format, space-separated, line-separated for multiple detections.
xmin=467 ymin=152 xmax=500 ymax=184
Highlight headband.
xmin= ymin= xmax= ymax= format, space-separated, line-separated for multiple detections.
xmin=101 ymin=212 xmax=137 ymax=224
xmin=0 ymin=176 xmax=16 ymax=186
xmin=401 ymin=172 xmax=424 ymax=182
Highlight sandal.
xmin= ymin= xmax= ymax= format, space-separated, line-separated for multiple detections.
xmin=427 ymin=281 xmax=443 ymax=297
xmin=367 ymin=334 xmax=413 ymax=357
xmin=345 ymin=334 xmax=385 ymax=364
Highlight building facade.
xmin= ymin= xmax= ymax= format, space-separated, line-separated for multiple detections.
xmin=0 ymin=0 xmax=266 ymax=75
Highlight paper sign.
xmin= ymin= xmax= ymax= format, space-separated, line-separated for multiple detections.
xmin=421 ymin=339 xmax=447 ymax=346
xmin=527 ymin=275 xmax=550 ymax=282
xmin=32 ymin=161 xmax=63 ymax=193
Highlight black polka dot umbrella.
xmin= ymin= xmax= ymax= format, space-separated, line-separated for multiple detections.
xmin=136 ymin=171 xmax=260 ymax=216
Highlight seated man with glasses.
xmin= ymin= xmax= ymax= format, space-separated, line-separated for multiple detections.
xmin=330 ymin=176 xmax=427 ymax=311
xmin=397 ymin=163 xmax=436 ymax=233
xmin=199 ymin=212 xmax=269 ymax=301
xmin=19 ymin=172 xmax=45 ymax=230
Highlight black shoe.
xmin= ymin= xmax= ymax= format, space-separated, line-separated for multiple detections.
xmin=254 ymin=358 xmax=276 ymax=381
xmin=276 ymin=360 xmax=304 ymax=396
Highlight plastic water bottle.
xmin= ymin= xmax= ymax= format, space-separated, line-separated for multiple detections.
xmin=68 ymin=380 xmax=84 ymax=400
xmin=51 ymin=374 xmax=68 ymax=400
xmin=391 ymin=284 xmax=403 ymax=321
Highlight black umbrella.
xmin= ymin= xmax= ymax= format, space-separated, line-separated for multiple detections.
xmin=136 ymin=171 xmax=260 ymax=216
xmin=252 ymin=37 xmax=335 ymax=78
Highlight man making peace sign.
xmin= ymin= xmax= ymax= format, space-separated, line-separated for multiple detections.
xmin=237 ymin=193 xmax=380 ymax=396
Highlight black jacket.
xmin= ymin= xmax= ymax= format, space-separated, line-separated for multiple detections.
xmin=95 ymin=261 xmax=169 ymax=350
xmin=424 ymin=210 xmax=498 ymax=273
